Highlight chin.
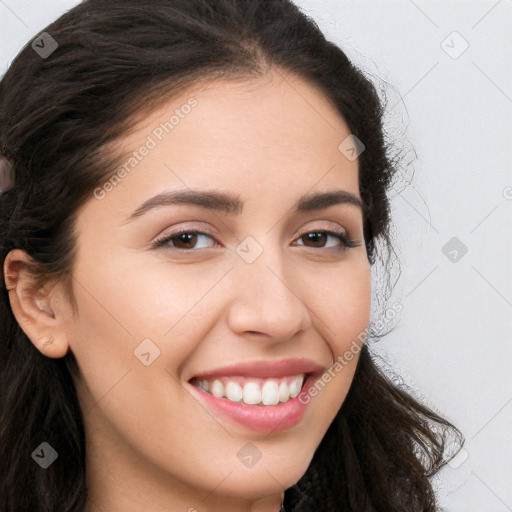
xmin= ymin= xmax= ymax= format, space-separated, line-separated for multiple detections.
xmin=219 ymin=456 xmax=311 ymax=499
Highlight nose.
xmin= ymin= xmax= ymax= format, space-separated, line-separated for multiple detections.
xmin=226 ymin=249 xmax=312 ymax=343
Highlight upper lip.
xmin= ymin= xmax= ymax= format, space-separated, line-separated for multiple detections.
xmin=188 ymin=358 xmax=325 ymax=380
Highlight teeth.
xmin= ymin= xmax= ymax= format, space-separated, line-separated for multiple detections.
xmin=193 ymin=374 xmax=306 ymax=406
xmin=278 ymin=381 xmax=289 ymax=403
xmin=225 ymin=381 xmax=243 ymax=402
xmin=243 ymin=382 xmax=262 ymax=404
xmin=289 ymin=378 xmax=302 ymax=398
xmin=210 ymin=379 xmax=223 ymax=398
xmin=261 ymin=380 xmax=280 ymax=405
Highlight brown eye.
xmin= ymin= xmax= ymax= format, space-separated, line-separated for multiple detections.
xmin=296 ymin=230 xmax=357 ymax=250
xmin=153 ymin=230 xmax=218 ymax=250
xmin=152 ymin=228 xmax=358 ymax=252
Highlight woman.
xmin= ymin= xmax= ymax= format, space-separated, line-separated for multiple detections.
xmin=0 ymin=1 xmax=464 ymax=511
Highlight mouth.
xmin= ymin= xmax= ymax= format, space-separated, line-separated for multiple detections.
xmin=186 ymin=371 xmax=322 ymax=433
xmin=188 ymin=372 xmax=312 ymax=407
xmin=185 ymin=358 xmax=325 ymax=432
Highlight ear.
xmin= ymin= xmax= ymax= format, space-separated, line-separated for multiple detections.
xmin=3 ymin=249 xmax=71 ymax=358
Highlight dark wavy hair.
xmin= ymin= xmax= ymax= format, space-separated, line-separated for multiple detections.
xmin=0 ymin=1 xmax=464 ymax=511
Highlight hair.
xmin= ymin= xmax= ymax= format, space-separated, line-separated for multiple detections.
xmin=0 ymin=1 xmax=464 ymax=511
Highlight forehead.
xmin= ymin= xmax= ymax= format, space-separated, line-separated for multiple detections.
xmin=80 ymin=69 xmax=360 ymax=226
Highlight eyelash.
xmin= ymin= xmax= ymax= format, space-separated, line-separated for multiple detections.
xmin=151 ymin=227 xmax=359 ymax=252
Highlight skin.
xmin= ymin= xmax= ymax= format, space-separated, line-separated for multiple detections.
xmin=4 ymin=68 xmax=371 ymax=512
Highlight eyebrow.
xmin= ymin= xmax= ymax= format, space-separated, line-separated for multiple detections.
xmin=120 ymin=188 xmax=365 ymax=225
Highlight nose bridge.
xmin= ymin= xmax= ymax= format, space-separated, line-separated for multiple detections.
xmin=227 ymin=236 xmax=311 ymax=341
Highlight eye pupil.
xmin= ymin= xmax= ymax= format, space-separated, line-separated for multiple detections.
xmin=305 ymin=232 xmax=326 ymax=247
xmin=175 ymin=232 xmax=197 ymax=248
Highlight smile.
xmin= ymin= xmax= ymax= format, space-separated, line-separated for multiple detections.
xmin=189 ymin=374 xmax=307 ymax=406
xmin=187 ymin=371 xmax=322 ymax=433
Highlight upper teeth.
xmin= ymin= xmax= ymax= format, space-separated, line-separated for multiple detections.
xmin=191 ymin=374 xmax=306 ymax=406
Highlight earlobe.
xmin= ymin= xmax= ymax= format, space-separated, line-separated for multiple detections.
xmin=38 ymin=335 xmax=68 ymax=358
xmin=3 ymin=249 xmax=70 ymax=359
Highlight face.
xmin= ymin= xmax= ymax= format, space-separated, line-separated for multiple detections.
xmin=49 ymin=70 xmax=371 ymax=510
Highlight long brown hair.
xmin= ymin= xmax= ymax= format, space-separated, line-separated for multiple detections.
xmin=0 ymin=1 xmax=464 ymax=510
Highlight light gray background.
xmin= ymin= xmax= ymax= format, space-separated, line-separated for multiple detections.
xmin=1 ymin=1 xmax=511 ymax=510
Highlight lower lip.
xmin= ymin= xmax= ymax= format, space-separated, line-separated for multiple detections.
xmin=187 ymin=373 xmax=319 ymax=434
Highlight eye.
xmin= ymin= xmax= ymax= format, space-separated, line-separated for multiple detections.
xmin=294 ymin=230 xmax=358 ymax=250
xmin=152 ymin=228 xmax=359 ymax=251
xmin=152 ymin=229 xmax=218 ymax=250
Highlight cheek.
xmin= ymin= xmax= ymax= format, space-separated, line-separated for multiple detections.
xmin=315 ymin=258 xmax=372 ymax=357
xmin=65 ymin=252 xmax=232 ymax=419
xmin=302 ymin=258 xmax=371 ymax=419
